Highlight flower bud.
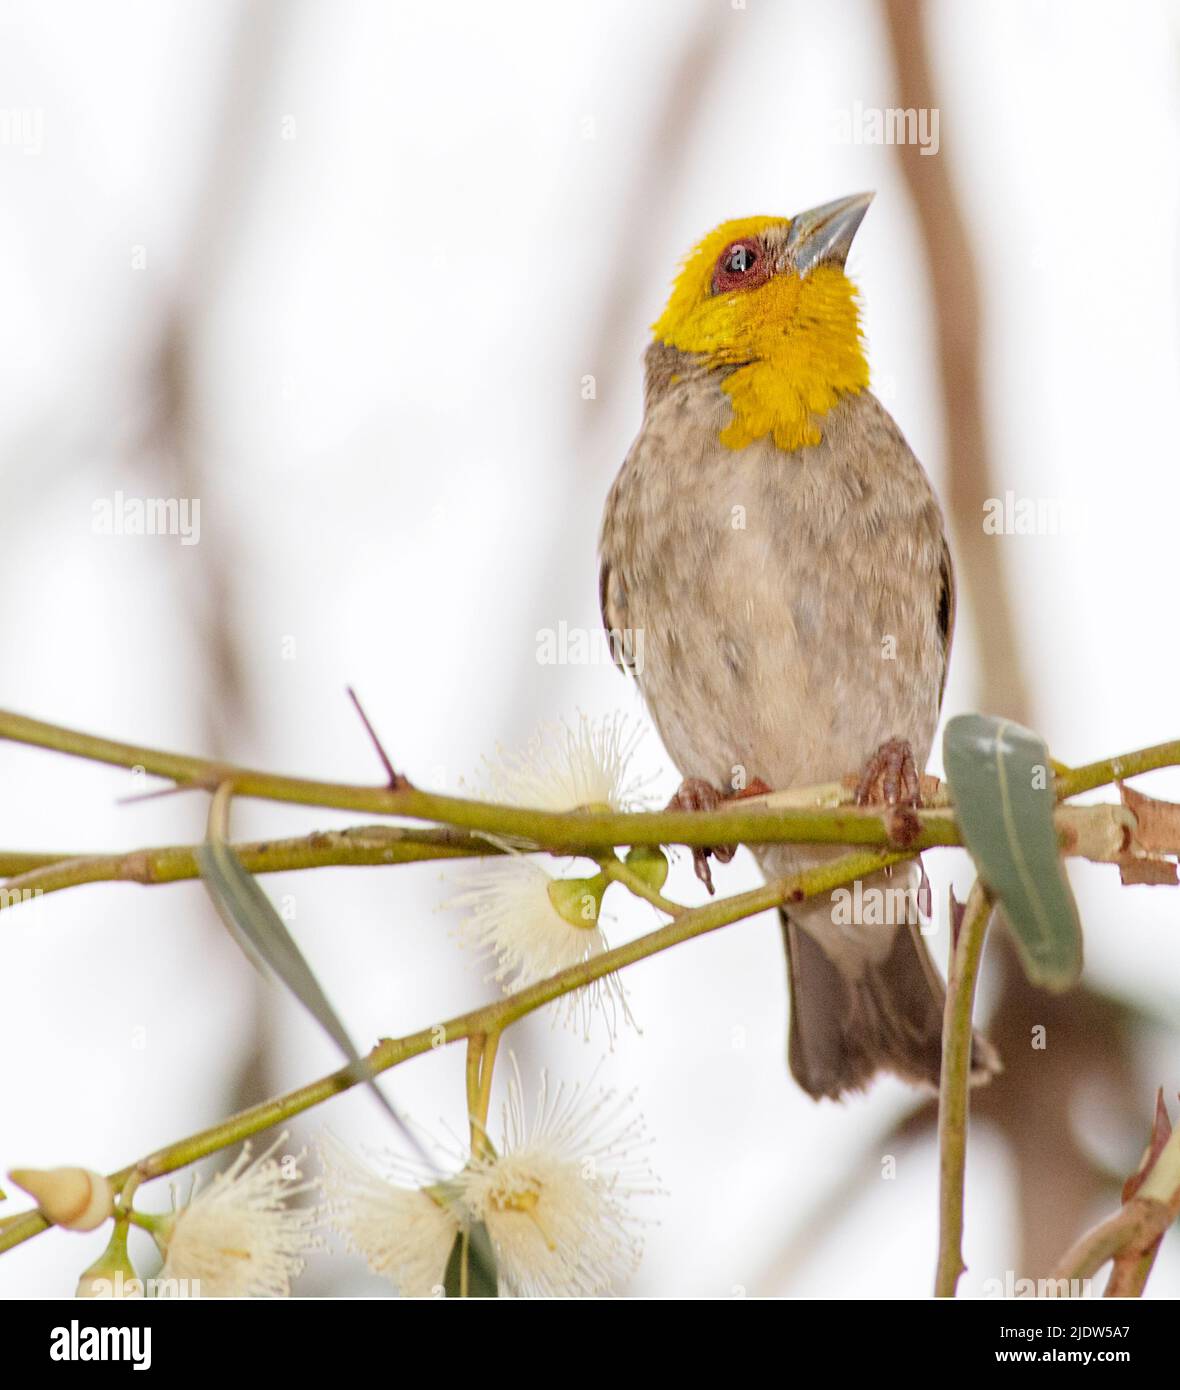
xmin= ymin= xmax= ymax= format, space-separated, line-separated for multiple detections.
xmin=546 ymin=873 xmax=607 ymax=927
xmin=9 ymin=1166 xmax=113 ymax=1232
xmin=624 ymin=844 xmax=669 ymax=892
xmin=75 ymin=1222 xmax=143 ymax=1299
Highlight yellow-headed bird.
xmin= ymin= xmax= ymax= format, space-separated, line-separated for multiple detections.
xmin=599 ymin=194 xmax=998 ymax=1099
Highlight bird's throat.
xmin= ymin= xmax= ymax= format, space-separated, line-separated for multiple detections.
xmin=718 ymin=286 xmax=870 ymax=453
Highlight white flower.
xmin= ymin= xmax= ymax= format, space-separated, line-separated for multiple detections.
xmin=459 ymin=1060 xmax=660 ymax=1297
xmin=477 ymin=711 xmax=652 ymax=813
xmin=447 ymin=712 xmax=654 ymax=1038
xmin=319 ymin=1133 xmax=458 ymax=1297
xmin=447 ymin=855 xmax=633 ymax=1038
xmin=155 ymin=1136 xmax=319 ymax=1297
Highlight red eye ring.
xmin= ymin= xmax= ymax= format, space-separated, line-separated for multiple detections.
xmin=712 ymin=238 xmax=769 ymax=294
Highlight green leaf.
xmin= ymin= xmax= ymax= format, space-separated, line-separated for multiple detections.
xmin=943 ymin=714 xmax=1083 ymax=991
xmin=196 ymin=833 xmax=399 ymax=1122
xmin=443 ymin=1223 xmax=498 ymax=1299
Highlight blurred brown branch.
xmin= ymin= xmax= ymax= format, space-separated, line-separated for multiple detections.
xmin=883 ymin=0 xmax=1029 ymax=722
xmin=881 ymin=0 xmax=1157 ymax=1284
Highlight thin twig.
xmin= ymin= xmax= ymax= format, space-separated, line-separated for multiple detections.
xmin=598 ymin=854 xmax=686 ymax=917
xmin=934 ymin=879 xmax=993 ymax=1297
xmin=0 ymin=800 xmax=1134 ymax=922
xmin=0 ymin=827 xmax=501 ymax=914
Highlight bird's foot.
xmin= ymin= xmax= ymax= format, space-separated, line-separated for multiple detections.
xmin=854 ymin=738 xmax=922 ymax=808
xmin=665 ymin=775 xmax=771 ymax=895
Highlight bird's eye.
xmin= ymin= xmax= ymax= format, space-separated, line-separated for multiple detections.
xmin=712 ymin=238 xmax=766 ymax=294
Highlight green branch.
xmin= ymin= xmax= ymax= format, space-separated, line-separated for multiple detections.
xmin=0 ymin=708 xmax=1160 ymax=869
xmin=0 ymin=801 xmax=1133 ymax=924
xmin=0 ymin=852 xmax=70 ymax=876
xmin=1054 ymin=739 xmax=1180 ymax=799
xmin=934 ymin=881 xmax=993 ymax=1297
xmin=0 ymin=844 xmax=907 ymax=1258
xmin=4 ymin=704 xmax=1180 ymax=1292
xmin=0 ymin=699 xmax=956 ymax=849
xmin=0 ymin=826 xmax=501 ymax=913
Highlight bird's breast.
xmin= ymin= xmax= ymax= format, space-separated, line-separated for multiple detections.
xmin=600 ymin=383 xmax=949 ymax=794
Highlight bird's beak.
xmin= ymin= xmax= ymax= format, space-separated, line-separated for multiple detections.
xmin=785 ymin=192 xmax=874 ymax=276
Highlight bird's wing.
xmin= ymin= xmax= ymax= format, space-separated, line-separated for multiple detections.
xmin=598 ymin=556 xmax=635 ymax=676
xmin=936 ymin=535 xmax=955 ymax=708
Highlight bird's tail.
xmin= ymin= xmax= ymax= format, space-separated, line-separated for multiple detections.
xmin=780 ymin=906 xmax=1001 ymax=1101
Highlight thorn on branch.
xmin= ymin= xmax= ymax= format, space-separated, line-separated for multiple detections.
xmin=1122 ymin=1089 xmax=1174 ymax=1204
xmin=346 ymin=686 xmax=413 ymax=791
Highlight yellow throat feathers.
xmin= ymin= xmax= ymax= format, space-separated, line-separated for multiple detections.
xmin=651 ymin=216 xmax=869 ymax=452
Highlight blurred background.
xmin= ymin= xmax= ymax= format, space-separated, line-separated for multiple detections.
xmin=2 ymin=0 xmax=1180 ymax=1298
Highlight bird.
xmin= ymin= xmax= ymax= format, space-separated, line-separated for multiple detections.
xmin=599 ymin=193 xmax=999 ymax=1100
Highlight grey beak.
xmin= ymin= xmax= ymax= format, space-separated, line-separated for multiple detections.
xmin=785 ymin=192 xmax=874 ymax=276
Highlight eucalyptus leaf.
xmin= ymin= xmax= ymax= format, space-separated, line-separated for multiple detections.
xmin=943 ymin=714 xmax=1082 ymax=991
xmin=443 ymin=1223 xmax=498 ymax=1299
xmin=197 ymin=834 xmax=398 ymax=1121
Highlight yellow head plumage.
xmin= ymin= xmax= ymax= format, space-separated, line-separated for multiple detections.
xmin=652 ymin=198 xmax=873 ymax=452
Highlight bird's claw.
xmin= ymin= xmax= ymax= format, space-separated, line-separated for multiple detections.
xmin=855 ymin=738 xmax=922 ymax=808
xmin=666 ymin=775 xmax=769 ymax=894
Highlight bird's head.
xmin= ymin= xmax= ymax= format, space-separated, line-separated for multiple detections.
xmin=651 ymin=193 xmax=874 ymax=452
